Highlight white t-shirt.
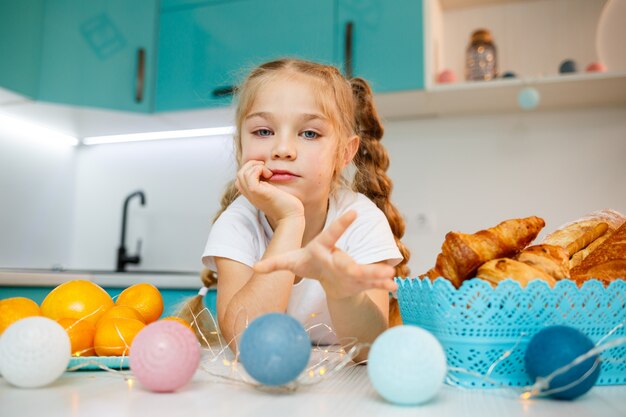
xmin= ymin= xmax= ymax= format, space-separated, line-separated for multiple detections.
xmin=202 ymin=188 xmax=402 ymax=344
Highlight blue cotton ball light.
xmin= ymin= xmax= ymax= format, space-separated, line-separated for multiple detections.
xmin=368 ymin=325 xmax=447 ymax=405
xmin=239 ymin=313 xmax=311 ymax=386
xmin=518 ymin=87 xmax=540 ymax=110
xmin=525 ymin=325 xmax=600 ymax=400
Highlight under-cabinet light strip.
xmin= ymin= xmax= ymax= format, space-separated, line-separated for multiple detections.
xmin=82 ymin=126 xmax=236 ymax=145
xmin=0 ymin=112 xmax=79 ymax=147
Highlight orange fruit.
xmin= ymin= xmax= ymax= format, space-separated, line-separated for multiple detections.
xmin=41 ymin=280 xmax=114 ymax=326
xmin=98 ymin=305 xmax=145 ymax=324
xmin=0 ymin=297 xmax=42 ymax=335
xmin=115 ymin=283 xmax=163 ymax=324
xmin=161 ymin=316 xmax=193 ymax=330
xmin=57 ymin=317 xmax=96 ymax=356
xmin=94 ymin=317 xmax=145 ymax=356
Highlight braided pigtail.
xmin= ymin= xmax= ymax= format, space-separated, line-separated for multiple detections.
xmin=350 ymin=78 xmax=410 ymax=326
xmin=175 ymin=268 xmax=219 ymax=346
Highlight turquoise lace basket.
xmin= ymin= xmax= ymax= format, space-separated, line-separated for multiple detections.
xmin=395 ymin=277 xmax=626 ymax=388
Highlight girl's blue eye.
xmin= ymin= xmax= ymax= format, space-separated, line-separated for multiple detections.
xmin=255 ymin=129 xmax=272 ymax=137
xmin=302 ymin=130 xmax=319 ymax=140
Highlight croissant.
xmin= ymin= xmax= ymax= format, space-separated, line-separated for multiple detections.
xmin=515 ymin=244 xmax=570 ymax=280
xmin=423 ymin=216 xmax=545 ymax=287
xmin=477 ymin=258 xmax=557 ymax=287
xmin=570 ymin=222 xmax=626 ymax=285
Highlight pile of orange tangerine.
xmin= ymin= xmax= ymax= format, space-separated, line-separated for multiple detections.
xmin=0 ymin=280 xmax=192 ymax=357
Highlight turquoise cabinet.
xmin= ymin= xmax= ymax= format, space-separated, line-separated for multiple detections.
xmin=155 ymin=0 xmax=335 ymax=111
xmin=337 ymin=0 xmax=424 ymax=92
xmin=1 ymin=0 xmax=425 ymax=113
xmin=160 ymin=0 xmax=221 ymax=11
xmin=38 ymin=0 xmax=159 ymax=112
xmin=0 ymin=0 xmax=45 ymax=98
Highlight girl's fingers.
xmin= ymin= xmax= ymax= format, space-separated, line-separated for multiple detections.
xmin=237 ymin=161 xmax=264 ymax=189
xmin=316 ymin=210 xmax=358 ymax=249
xmin=240 ymin=164 xmax=265 ymax=194
xmin=330 ymin=250 xmax=396 ymax=290
xmin=261 ymin=166 xmax=273 ymax=180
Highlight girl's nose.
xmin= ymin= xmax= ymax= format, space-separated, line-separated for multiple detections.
xmin=271 ymin=134 xmax=296 ymax=160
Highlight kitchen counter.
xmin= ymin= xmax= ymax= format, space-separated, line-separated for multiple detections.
xmin=1 ymin=357 xmax=624 ymax=417
xmin=0 ymin=268 xmax=203 ymax=289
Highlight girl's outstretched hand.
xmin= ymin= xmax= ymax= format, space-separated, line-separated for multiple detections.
xmin=253 ymin=210 xmax=397 ymax=299
xmin=236 ymin=160 xmax=304 ymax=224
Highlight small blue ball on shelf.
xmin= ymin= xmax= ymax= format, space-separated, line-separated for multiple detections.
xmin=517 ymin=87 xmax=541 ymax=110
xmin=501 ymin=71 xmax=517 ymax=79
xmin=368 ymin=325 xmax=447 ymax=405
xmin=239 ymin=313 xmax=311 ymax=386
xmin=525 ymin=325 xmax=600 ymax=400
xmin=559 ymin=59 xmax=578 ymax=74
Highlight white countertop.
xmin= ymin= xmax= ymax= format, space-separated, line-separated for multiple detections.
xmin=1 ymin=357 xmax=624 ymax=417
xmin=0 ymin=269 xmax=202 ymax=289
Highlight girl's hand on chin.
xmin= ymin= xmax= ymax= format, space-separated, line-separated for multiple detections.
xmin=253 ymin=210 xmax=397 ymax=299
xmin=235 ymin=160 xmax=304 ymax=224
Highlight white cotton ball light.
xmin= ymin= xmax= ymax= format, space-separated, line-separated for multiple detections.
xmin=0 ymin=317 xmax=71 ymax=388
xmin=368 ymin=325 xmax=447 ymax=405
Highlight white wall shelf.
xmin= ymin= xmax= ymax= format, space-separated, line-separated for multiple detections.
xmin=375 ymin=71 xmax=626 ymax=120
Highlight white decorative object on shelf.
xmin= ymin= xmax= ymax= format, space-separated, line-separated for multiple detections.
xmin=597 ymin=0 xmax=626 ymax=71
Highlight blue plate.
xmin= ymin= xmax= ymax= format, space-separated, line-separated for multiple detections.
xmin=67 ymin=356 xmax=129 ymax=371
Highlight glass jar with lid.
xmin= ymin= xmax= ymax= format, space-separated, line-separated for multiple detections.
xmin=465 ymin=29 xmax=497 ymax=81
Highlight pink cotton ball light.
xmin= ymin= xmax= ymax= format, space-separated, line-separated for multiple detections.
xmin=129 ymin=320 xmax=201 ymax=392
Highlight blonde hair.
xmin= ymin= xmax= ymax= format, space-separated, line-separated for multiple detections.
xmin=178 ymin=58 xmax=410 ymax=331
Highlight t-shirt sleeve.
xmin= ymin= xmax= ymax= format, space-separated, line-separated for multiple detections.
xmin=339 ymin=202 xmax=403 ymax=267
xmin=201 ymin=208 xmax=260 ymax=272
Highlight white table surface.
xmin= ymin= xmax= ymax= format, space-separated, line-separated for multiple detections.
xmin=1 ymin=357 xmax=625 ymax=417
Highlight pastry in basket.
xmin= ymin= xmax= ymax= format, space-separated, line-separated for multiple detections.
xmin=570 ymin=222 xmax=626 ymax=285
xmin=422 ymin=216 xmax=545 ymax=287
xmin=542 ymin=209 xmax=626 ymax=268
xmin=476 ymin=258 xmax=557 ymax=287
xmin=515 ymin=244 xmax=570 ymax=280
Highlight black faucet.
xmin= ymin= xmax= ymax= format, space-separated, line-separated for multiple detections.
xmin=116 ymin=190 xmax=146 ymax=272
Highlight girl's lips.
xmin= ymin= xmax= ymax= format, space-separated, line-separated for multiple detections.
xmin=269 ymin=169 xmax=299 ymax=182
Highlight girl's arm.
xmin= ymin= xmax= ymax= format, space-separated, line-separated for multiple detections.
xmin=216 ymin=215 xmax=304 ymax=351
xmin=217 ymin=160 xmax=306 ymax=351
xmin=254 ymin=210 xmax=397 ymax=362
xmin=326 ymin=285 xmax=389 ymax=363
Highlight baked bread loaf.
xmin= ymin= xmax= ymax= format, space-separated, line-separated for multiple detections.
xmin=542 ymin=210 xmax=626 ymax=267
xmin=423 ymin=216 xmax=545 ymax=287
xmin=477 ymin=258 xmax=557 ymax=287
xmin=570 ymin=222 xmax=626 ymax=285
xmin=515 ymin=244 xmax=570 ymax=280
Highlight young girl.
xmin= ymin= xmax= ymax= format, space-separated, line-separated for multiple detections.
xmin=181 ymin=59 xmax=410 ymax=361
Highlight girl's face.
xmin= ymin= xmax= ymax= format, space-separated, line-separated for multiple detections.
xmin=240 ymin=75 xmax=346 ymax=207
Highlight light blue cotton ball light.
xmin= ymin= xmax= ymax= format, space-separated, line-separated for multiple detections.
xmin=368 ymin=325 xmax=447 ymax=405
xmin=518 ymin=87 xmax=541 ymax=110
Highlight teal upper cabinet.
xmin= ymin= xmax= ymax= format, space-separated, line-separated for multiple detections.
xmin=0 ymin=0 xmax=45 ymax=98
xmin=38 ymin=0 xmax=158 ymax=112
xmin=155 ymin=0 xmax=335 ymax=112
xmin=337 ymin=0 xmax=424 ymax=92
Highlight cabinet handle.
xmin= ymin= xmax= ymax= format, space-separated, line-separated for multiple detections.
xmin=135 ymin=48 xmax=146 ymax=103
xmin=212 ymin=86 xmax=235 ymax=97
xmin=344 ymin=21 xmax=354 ymax=79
